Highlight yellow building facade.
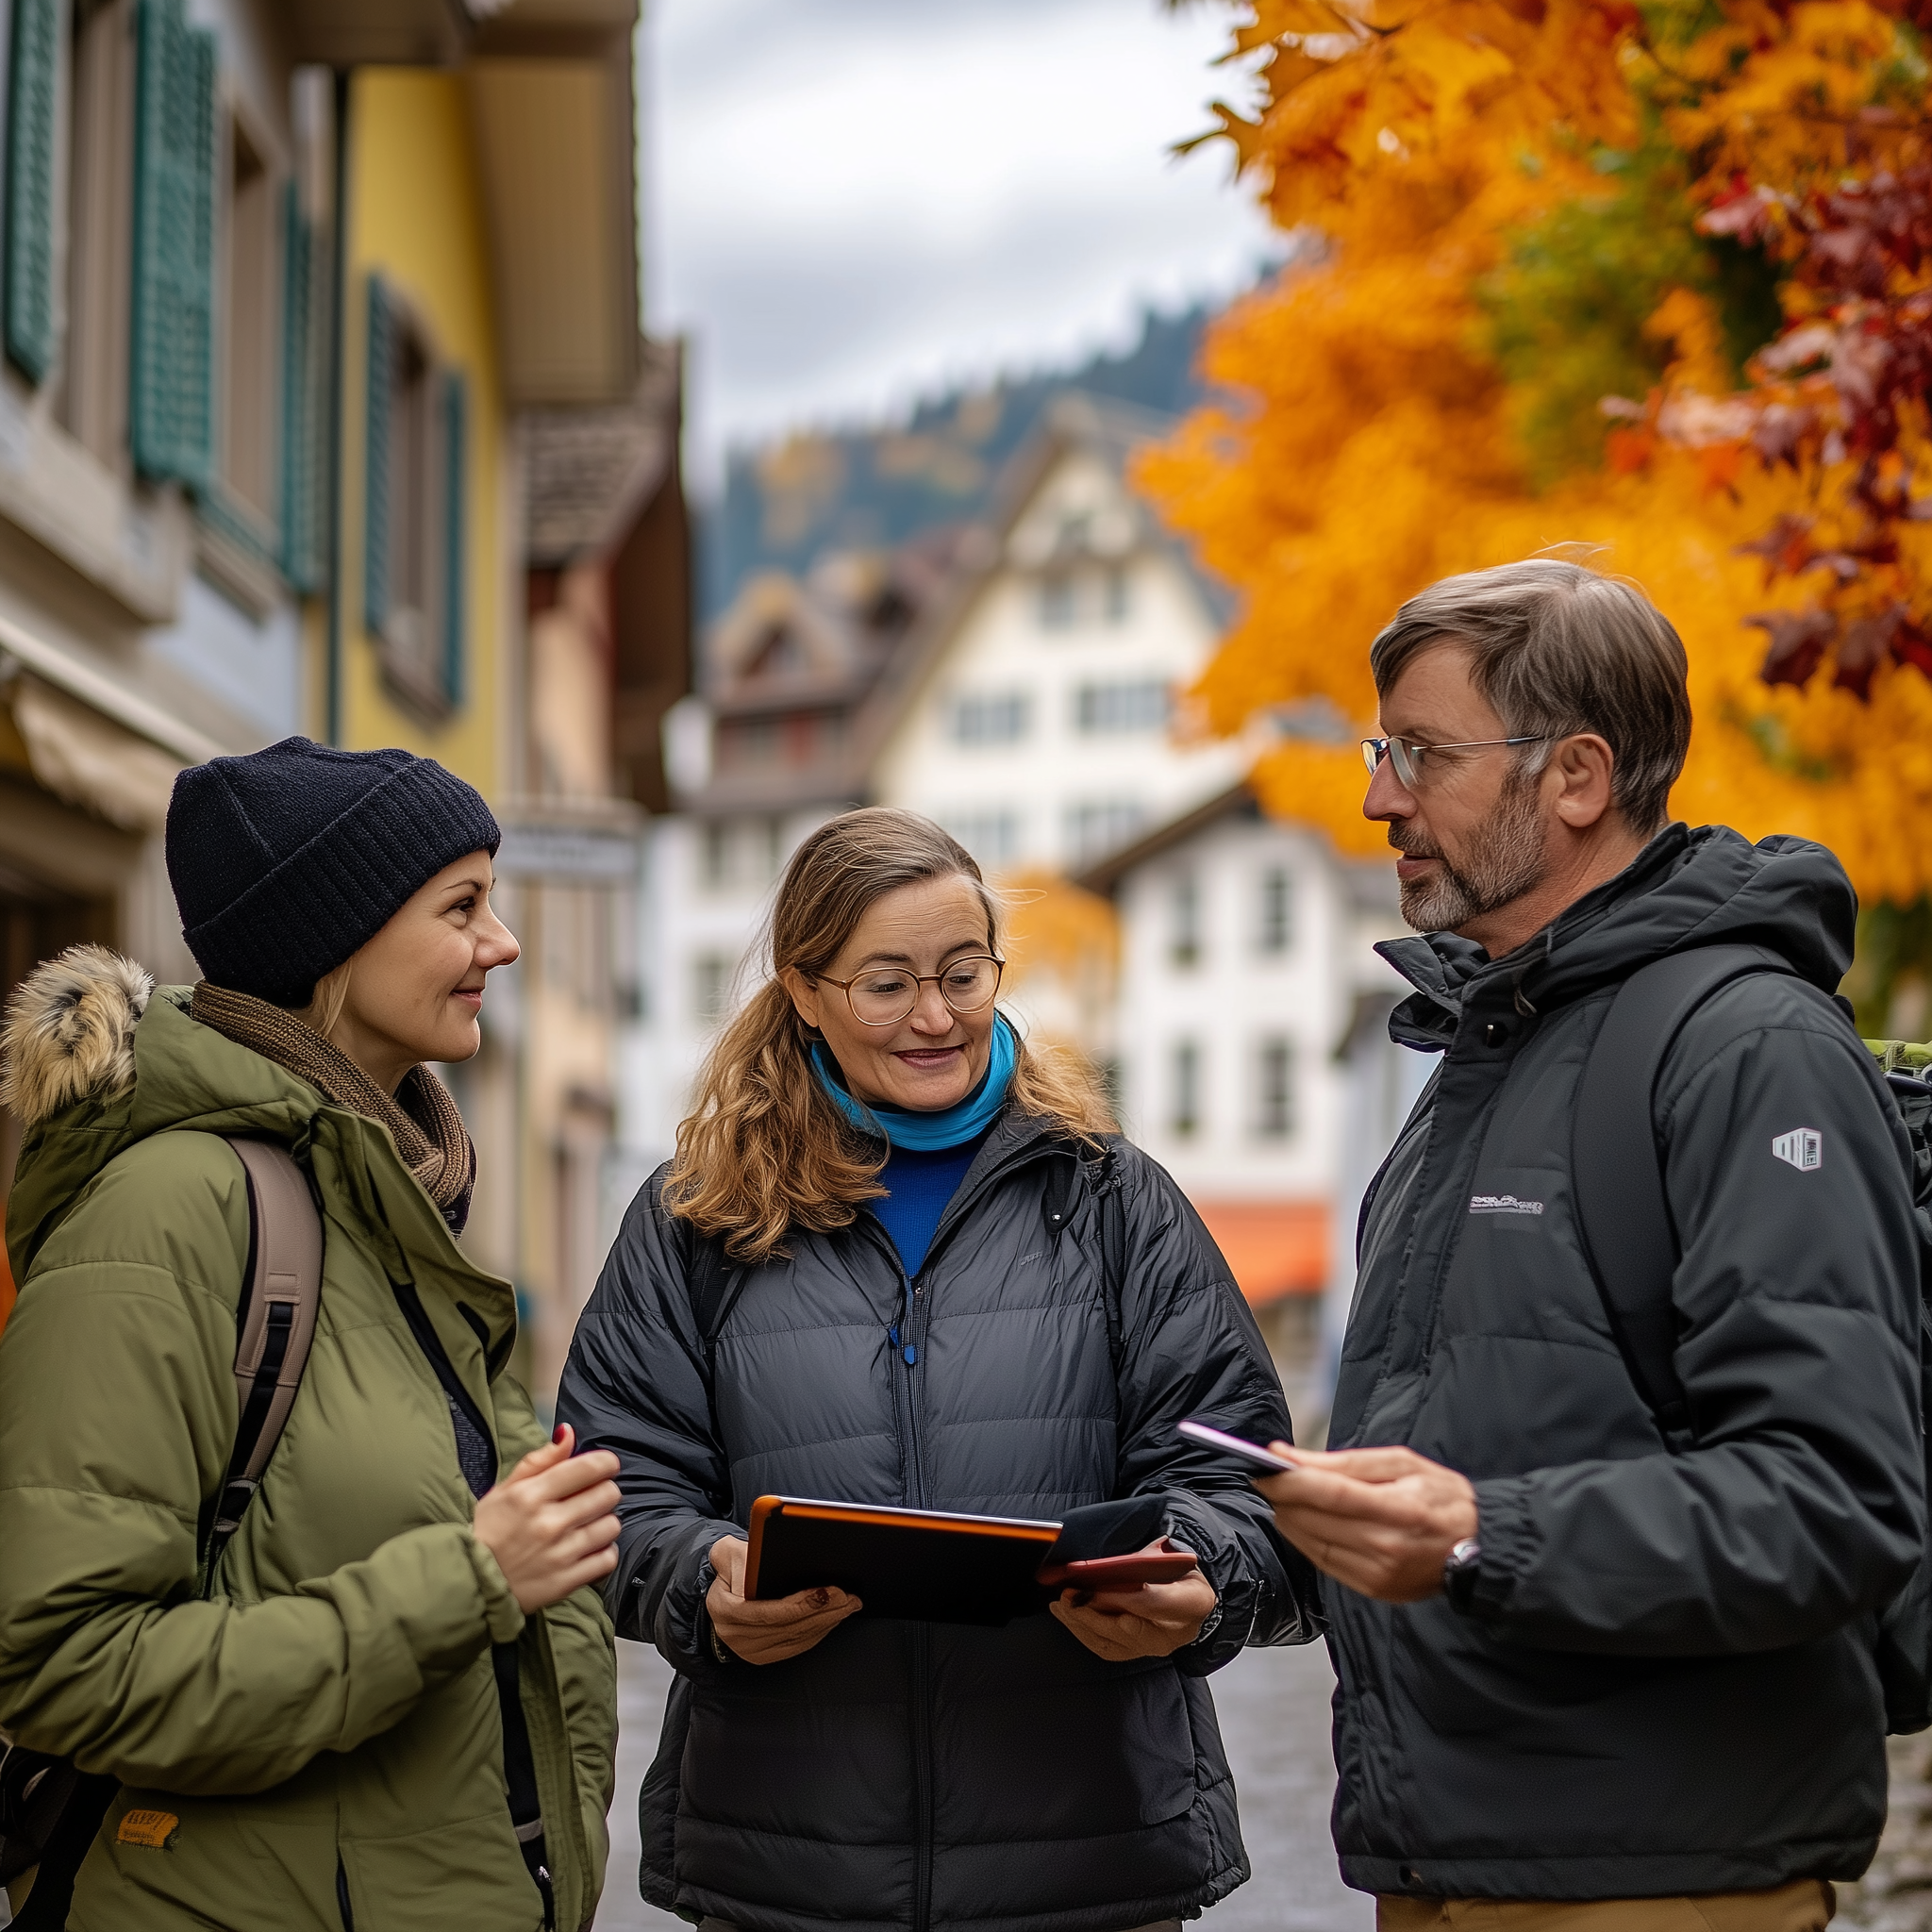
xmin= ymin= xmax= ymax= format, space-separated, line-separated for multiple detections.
xmin=314 ymin=19 xmax=687 ymax=1395
xmin=0 ymin=1 xmax=682 ymax=1387
xmin=335 ymin=69 xmax=507 ymax=793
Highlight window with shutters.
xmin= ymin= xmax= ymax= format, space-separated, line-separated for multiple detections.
xmin=1169 ymin=870 xmax=1201 ymax=970
xmin=57 ymin=0 xmax=137 ymax=460
xmin=1074 ymin=679 xmax=1169 ymax=735
xmin=6 ymin=0 xmax=63 ymax=386
xmin=1171 ymin=1039 xmax=1202 ymax=1140
xmin=276 ymin=62 xmax=335 ymax=598
xmin=1064 ymin=798 xmax=1145 ymax=868
xmin=1039 ymin=574 xmax=1076 ymax=631
xmin=219 ymin=112 xmax=275 ymax=518
xmin=278 ymin=175 xmax=325 ymax=593
xmin=364 ymin=275 xmax=466 ymax=716
xmin=1257 ymin=865 xmax=1294 ymax=955
xmin=129 ymin=0 xmax=215 ymax=488
xmin=1254 ymin=1038 xmax=1295 ymax=1140
xmin=941 ymin=808 xmax=1021 ymax=866
xmin=948 ymin=690 xmax=1029 ymax=745
xmin=189 ymin=89 xmax=295 ymax=608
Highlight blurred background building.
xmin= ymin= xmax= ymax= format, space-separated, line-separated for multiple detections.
xmin=0 ymin=0 xmax=694 ymax=1396
xmin=618 ymin=312 xmax=1406 ymax=1427
xmin=1076 ymin=783 xmax=1415 ymax=1397
xmin=860 ymin=392 xmax=1241 ymax=874
xmin=0 ymin=1 xmax=1410 ymax=1429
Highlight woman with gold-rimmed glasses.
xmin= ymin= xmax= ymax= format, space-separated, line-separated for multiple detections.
xmin=558 ymin=806 xmax=1311 ymax=1932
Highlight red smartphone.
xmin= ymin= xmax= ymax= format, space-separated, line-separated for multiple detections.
xmin=1036 ymin=1541 xmax=1199 ymax=1591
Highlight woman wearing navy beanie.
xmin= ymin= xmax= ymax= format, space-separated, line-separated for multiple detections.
xmin=0 ymin=737 xmax=620 ymax=1931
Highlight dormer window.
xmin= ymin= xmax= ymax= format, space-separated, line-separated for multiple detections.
xmin=1039 ymin=574 xmax=1075 ymax=630
xmin=745 ymin=623 xmax=806 ymax=683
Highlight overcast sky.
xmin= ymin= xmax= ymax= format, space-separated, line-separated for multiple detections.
xmin=639 ymin=0 xmax=1277 ymax=491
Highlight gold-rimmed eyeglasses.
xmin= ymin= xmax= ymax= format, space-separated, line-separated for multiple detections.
xmin=1360 ymin=735 xmax=1552 ymax=787
xmin=814 ymin=954 xmax=1005 ymax=1028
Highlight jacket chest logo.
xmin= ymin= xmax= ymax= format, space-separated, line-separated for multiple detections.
xmin=117 ymin=1809 xmax=179 ymax=1850
xmin=1469 ymin=1192 xmax=1544 ymax=1216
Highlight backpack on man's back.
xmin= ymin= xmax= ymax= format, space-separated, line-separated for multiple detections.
xmin=1571 ymin=944 xmax=1932 ymax=1731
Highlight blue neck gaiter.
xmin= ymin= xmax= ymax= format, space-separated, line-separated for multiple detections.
xmin=811 ymin=1013 xmax=1017 ymax=1150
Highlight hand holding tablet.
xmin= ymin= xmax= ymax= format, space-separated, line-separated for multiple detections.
xmin=736 ymin=1497 xmax=1203 ymax=1628
xmin=1036 ymin=1542 xmax=1200 ymax=1591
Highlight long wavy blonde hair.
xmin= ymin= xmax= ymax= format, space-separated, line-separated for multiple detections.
xmin=663 ymin=807 xmax=1114 ymax=1260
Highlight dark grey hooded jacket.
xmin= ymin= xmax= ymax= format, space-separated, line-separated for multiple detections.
xmin=1329 ymin=824 xmax=1924 ymax=1901
xmin=557 ymin=1105 xmax=1312 ymax=1932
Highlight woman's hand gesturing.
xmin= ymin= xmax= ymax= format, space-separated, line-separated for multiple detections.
xmin=1050 ymin=1539 xmax=1218 ymax=1662
xmin=473 ymin=1425 xmax=622 ymax=1612
xmin=707 ymin=1535 xmax=862 ymax=1664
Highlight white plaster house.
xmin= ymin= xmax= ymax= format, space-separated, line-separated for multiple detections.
xmin=1077 ymin=784 xmax=1416 ymax=1355
xmin=618 ymin=392 xmax=1250 ymax=1181
xmin=618 ymin=800 xmax=841 ymax=1178
xmin=857 ymin=393 xmax=1244 ymax=877
xmin=616 ymin=543 xmax=960 ymax=1171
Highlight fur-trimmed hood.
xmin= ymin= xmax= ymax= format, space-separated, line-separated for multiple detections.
xmin=0 ymin=945 xmax=154 ymax=1128
xmin=2 ymin=952 xmax=328 ymax=1287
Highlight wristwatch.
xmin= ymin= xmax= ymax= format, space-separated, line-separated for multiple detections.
xmin=1441 ymin=1537 xmax=1482 ymax=1614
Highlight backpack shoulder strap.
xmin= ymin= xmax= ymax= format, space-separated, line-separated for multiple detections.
xmin=205 ymin=1138 xmax=323 ymax=1578
xmin=1095 ymin=1142 xmax=1126 ymax=1371
xmin=1043 ymin=1137 xmax=1126 ymax=1371
xmin=684 ymin=1223 xmax=747 ymax=1357
xmin=1572 ymin=943 xmax=1790 ymax=1441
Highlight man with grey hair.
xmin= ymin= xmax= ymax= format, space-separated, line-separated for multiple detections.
xmin=1252 ymin=558 xmax=1924 ymax=1930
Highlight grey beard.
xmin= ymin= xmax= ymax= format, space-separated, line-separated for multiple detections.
xmin=1395 ymin=774 xmax=1550 ymax=933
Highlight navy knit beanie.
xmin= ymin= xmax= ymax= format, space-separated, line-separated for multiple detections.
xmin=166 ymin=737 xmax=501 ymax=1007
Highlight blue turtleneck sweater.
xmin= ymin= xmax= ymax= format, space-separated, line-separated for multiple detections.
xmin=871 ymin=1128 xmax=993 ymax=1277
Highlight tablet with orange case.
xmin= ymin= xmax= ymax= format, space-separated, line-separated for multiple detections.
xmin=743 ymin=1496 xmax=1063 ymax=1626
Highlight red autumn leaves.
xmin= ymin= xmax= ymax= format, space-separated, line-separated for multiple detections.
xmin=1692 ymin=163 xmax=1932 ymax=695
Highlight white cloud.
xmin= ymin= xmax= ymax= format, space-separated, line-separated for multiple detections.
xmin=641 ymin=0 xmax=1277 ymax=487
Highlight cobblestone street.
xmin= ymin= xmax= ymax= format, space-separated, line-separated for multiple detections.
xmin=597 ymin=1635 xmax=1373 ymax=1932
xmin=1840 ymin=1739 xmax=1932 ymax=1932
xmin=597 ymin=1639 xmax=1932 ymax=1931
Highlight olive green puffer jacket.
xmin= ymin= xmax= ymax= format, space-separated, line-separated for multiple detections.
xmin=0 ymin=953 xmax=615 ymax=1931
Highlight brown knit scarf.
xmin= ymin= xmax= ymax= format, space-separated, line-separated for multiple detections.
xmin=190 ymin=982 xmax=476 ymax=1227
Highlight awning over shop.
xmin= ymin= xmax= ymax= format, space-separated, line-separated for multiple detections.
xmin=0 ymin=610 xmax=220 ymax=765
xmin=8 ymin=676 xmax=181 ymax=833
xmin=0 ymin=610 xmax=212 ymax=834
xmin=1189 ymin=1199 xmax=1331 ymax=1305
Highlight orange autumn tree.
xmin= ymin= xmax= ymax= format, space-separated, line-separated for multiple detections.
xmin=1141 ymin=0 xmax=1932 ymax=1020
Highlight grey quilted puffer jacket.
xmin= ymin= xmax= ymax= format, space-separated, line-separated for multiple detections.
xmin=557 ymin=1105 xmax=1314 ymax=1932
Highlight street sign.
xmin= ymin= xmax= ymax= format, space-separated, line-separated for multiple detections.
xmin=494 ymin=820 xmax=641 ymax=885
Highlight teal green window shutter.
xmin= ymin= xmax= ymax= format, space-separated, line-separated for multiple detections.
xmin=130 ymin=0 xmax=215 ymax=485
xmin=5 ymin=0 xmax=59 ymax=384
xmin=441 ymin=369 xmax=466 ymax=704
xmin=363 ymin=274 xmax=391 ymax=635
xmin=278 ymin=181 xmax=325 ymax=592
